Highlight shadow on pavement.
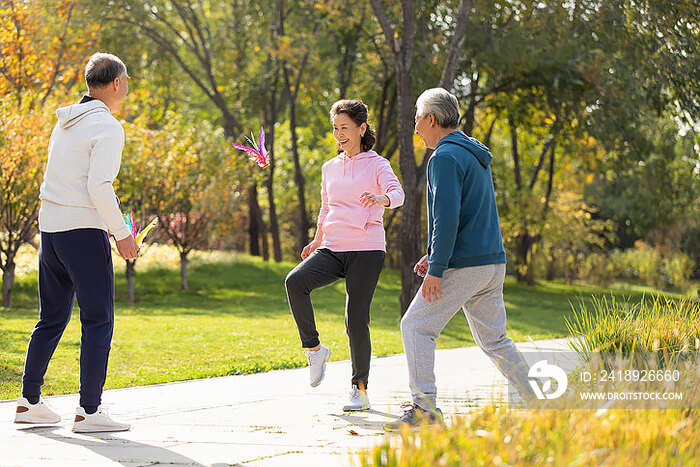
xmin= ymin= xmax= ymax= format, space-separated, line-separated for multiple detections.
xmin=22 ymin=426 xmax=208 ymax=466
xmin=331 ymin=408 xmax=398 ymax=431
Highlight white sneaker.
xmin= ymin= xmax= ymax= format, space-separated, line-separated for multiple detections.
xmin=304 ymin=345 xmax=331 ymax=387
xmin=343 ymin=386 xmax=370 ymax=412
xmin=72 ymin=406 xmax=130 ymax=433
xmin=14 ymin=397 xmax=61 ymax=424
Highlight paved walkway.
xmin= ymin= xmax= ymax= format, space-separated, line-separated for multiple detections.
xmin=0 ymin=338 xmax=574 ymax=466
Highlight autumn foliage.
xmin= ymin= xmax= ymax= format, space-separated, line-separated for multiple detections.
xmin=0 ymin=0 xmax=97 ymax=307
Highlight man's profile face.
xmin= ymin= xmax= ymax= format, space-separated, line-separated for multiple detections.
xmin=114 ymin=73 xmax=129 ymax=110
xmin=414 ymin=111 xmax=431 ymax=148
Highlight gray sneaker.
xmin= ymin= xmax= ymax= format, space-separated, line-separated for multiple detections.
xmin=383 ymin=403 xmax=443 ymax=431
xmin=304 ymin=345 xmax=331 ymax=387
xmin=343 ymin=386 xmax=370 ymax=412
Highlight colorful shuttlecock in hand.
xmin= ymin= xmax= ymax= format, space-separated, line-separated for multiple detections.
xmin=124 ymin=213 xmax=158 ymax=248
xmin=232 ymin=126 xmax=270 ymax=168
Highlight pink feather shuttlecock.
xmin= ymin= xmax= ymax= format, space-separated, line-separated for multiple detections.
xmin=232 ymin=126 xmax=270 ymax=168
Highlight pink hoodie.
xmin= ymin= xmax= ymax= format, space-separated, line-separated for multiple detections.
xmin=317 ymin=150 xmax=405 ymax=252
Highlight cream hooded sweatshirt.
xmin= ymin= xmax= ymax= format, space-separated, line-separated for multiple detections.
xmin=38 ymin=99 xmax=130 ymax=240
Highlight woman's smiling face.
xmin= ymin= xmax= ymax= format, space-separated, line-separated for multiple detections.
xmin=333 ymin=112 xmax=365 ymax=156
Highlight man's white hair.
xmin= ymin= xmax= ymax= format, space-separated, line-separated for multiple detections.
xmin=416 ymin=88 xmax=460 ymax=128
xmin=85 ymin=52 xmax=127 ymax=89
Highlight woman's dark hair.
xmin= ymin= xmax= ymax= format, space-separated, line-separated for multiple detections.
xmin=330 ymin=99 xmax=376 ymax=152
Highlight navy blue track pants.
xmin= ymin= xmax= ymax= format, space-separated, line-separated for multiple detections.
xmin=22 ymin=229 xmax=115 ymax=408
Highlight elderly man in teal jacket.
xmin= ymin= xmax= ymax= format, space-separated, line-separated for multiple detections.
xmin=386 ymin=88 xmax=532 ymax=430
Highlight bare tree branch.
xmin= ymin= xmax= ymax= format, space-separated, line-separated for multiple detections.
xmin=384 ymin=137 xmax=399 ymax=161
xmin=41 ymin=1 xmax=75 ymax=105
xmin=369 ymin=0 xmax=400 ymax=55
xmin=107 ymin=14 xmax=244 ymax=136
xmin=440 ymin=0 xmax=473 ymax=90
xmin=483 ymin=114 xmax=498 ymax=148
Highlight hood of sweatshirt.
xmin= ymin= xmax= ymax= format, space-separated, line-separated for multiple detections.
xmin=337 ymin=150 xmax=383 ymax=178
xmin=56 ymin=99 xmax=111 ymax=129
xmin=436 ymin=130 xmax=493 ymax=168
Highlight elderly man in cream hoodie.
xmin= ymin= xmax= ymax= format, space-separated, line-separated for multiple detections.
xmin=14 ymin=53 xmax=137 ymax=433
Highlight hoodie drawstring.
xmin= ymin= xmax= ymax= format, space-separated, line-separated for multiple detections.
xmin=341 ymin=154 xmax=355 ymax=179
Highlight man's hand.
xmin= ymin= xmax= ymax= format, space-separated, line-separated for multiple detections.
xmin=359 ymin=192 xmax=390 ymax=207
xmin=414 ymin=254 xmax=428 ymax=277
xmin=115 ymin=235 xmax=138 ymax=260
xmin=301 ymin=240 xmax=320 ymax=260
xmin=421 ymin=274 xmax=443 ymax=303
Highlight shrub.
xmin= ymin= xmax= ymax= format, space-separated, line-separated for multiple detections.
xmin=577 ymin=252 xmax=615 ymax=286
xmin=577 ymin=246 xmax=696 ymax=291
xmin=662 ymin=252 xmax=695 ymax=290
xmin=620 ymin=245 xmax=663 ymax=287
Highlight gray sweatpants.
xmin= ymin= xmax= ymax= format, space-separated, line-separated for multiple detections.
xmin=401 ymin=263 xmax=532 ymax=409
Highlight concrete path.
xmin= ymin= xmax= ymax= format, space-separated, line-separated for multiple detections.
xmin=0 ymin=338 xmax=573 ymax=466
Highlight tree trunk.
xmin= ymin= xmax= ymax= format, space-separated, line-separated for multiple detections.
xmin=546 ymin=255 xmax=556 ymax=281
xmin=514 ymin=233 xmax=539 ymax=285
xmin=526 ymin=244 xmax=536 ymax=286
xmin=180 ymin=251 xmax=189 ymax=290
xmin=267 ymin=185 xmax=282 ymax=261
xmin=264 ymin=6 xmax=283 ymax=263
xmin=369 ymin=0 xmax=420 ymax=314
xmin=514 ymin=234 xmax=531 ymax=283
xmin=396 ymin=61 xmax=422 ymax=314
xmin=248 ymin=183 xmax=262 ymax=257
xmin=265 ymin=107 xmax=283 ymax=262
xmin=126 ymin=259 xmax=136 ymax=304
xmin=254 ymin=186 xmax=270 ymax=261
xmin=260 ymin=215 xmax=270 ymax=261
xmin=287 ymin=88 xmax=310 ymax=253
xmin=279 ymin=2 xmax=312 ymax=255
xmin=399 ymin=187 xmax=423 ymax=313
xmin=1 ymin=259 xmax=15 ymax=308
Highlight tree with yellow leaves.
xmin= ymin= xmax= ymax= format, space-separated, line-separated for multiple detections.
xmin=118 ymin=111 xmax=239 ymax=291
xmin=0 ymin=0 xmax=97 ymax=307
xmin=0 ymin=0 xmax=97 ymax=106
xmin=0 ymin=100 xmax=52 ymax=307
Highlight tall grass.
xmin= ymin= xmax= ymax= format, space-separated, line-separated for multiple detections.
xmin=360 ymin=406 xmax=699 ymax=467
xmin=565 ymin=295 xmax=700 ymax=357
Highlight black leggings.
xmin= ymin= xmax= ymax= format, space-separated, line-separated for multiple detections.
xmin=285 ymin=248 xmax=385 ymax=388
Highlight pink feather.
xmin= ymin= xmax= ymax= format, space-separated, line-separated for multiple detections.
xmin=232 ymin=126 xmax=270 ymax=168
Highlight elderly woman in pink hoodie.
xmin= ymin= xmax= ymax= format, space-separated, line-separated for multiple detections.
xmin=285 ymin=99 xmax=405 ymax=412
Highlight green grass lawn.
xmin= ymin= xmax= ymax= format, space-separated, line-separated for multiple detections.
xmin=0 ymin=246 xmax=690 ymax=401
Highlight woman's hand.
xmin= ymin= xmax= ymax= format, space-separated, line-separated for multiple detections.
xmin=359 ymin=192 xmax=390 ymax=208
xmin=301 ymin=240 xmax=320 ymax=260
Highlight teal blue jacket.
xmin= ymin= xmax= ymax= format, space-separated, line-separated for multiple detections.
xmin=426 ymin=131 xmax=506 ymax=277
